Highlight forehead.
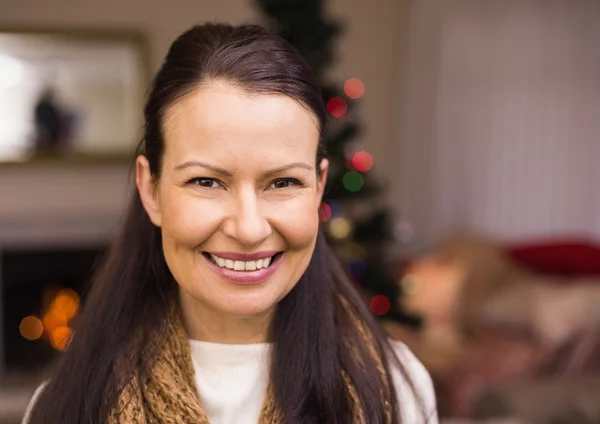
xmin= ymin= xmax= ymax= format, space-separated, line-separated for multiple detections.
xmin=162 ymin=82 xmax=320 ymax=162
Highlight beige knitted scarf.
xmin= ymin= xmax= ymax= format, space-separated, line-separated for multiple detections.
xmin=108 ymin=301 xmax=392 ymax=423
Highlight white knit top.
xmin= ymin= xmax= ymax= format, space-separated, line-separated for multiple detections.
xmin=24 ymin=340 xmax=437 ymax=423
xmin=188 ymin=339 xmax=437 ymax=423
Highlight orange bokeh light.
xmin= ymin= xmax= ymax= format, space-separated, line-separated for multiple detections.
xmin=50 ymin=325 xmax=73 ymax=351
xmin=51 ymin=289 xmax=80 ymax=320
xmin=42 ymin=311 xmax=65 ymax=333
xmin=19 ymin=316 xmax=44 ymax=341
xmin=43 ymin=288 xmax=80 ymax=334
xmin=344 ymin=78 xmax=365 ymax=99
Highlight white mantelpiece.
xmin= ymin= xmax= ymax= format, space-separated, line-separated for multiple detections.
xmin=0 ymin=162 xmax=133 ymax=249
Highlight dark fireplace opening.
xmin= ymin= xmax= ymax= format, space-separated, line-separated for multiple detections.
xmin=1 ymin=246 xmax=107 ymax=374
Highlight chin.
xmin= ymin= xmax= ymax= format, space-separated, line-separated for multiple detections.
xmin=213 ymin=292 xmax=280 ymax=319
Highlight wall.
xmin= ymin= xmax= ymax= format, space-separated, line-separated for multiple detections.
xmin=393 ymin=0 xmax=600 ymax=250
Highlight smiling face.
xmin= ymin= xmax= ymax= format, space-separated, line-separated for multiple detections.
xmin=137 ymin=81 xmax=328 ymax=330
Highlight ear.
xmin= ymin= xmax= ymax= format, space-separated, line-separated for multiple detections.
xmin=136 ymin=155 xmax=162 ymax=227
xmin=317 ymin=158 xmax=329 ymax=204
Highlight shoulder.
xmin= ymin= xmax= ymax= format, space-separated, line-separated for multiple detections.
xmin=22 ymin=382 xmax=46 ymax=424
xmin=387 ymin=340 xmax=439 ymax=424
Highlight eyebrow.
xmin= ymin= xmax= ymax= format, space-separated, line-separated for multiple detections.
xmin=263 ymin=162 xmax=314 ymax=177
xmin=173 ymin=160 xmax=314 ymax=177
xmin=174 ymin=160 xmax=232 ymax=176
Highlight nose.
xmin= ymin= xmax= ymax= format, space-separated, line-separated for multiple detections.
xmin=222 ymin=187 xmax=272 ymax=247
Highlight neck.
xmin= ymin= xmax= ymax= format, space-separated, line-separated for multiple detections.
xmin=178 ymin=289 xmax=272 ymax=344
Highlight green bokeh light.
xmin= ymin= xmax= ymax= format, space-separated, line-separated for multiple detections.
xmin=343 ymin=171 xmax=364 ymax=192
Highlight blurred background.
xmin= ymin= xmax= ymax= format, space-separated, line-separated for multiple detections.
xmin=1 ymin=0 xmax=599 ymax=423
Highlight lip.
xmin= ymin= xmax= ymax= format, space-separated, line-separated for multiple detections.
xmin=206 ymin=251 xmax=280 ymax=261
xmin=203 ymin=252 xmax=283 ymax=285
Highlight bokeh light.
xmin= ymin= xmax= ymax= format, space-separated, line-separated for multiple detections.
xmin=320 ymin=202 xmax=332 ymax=222
xmin=51 ymin=289 xmax=80 ymax=321
xmin=42 ymin=312 xmax=64 ymax=333
xmin=351 ymin=151 xmax=373 ymax=172
xmin=369 ymin=295 xmax=391 ymax=316
xmin=344 ymin=78 xmax=365 ymax=99
xmin=329 ymin=217 xmax=352 ymax=239
xmin=50 ymin=325 xmax=73 ymax=351
xmin=343 ymin=171 xmax=364 ymax=192
xmin=43 ymin=288 xmax=80 ymax=334
xmin=19 ymin=316 xmax=43 ymax=341
xmin=327 ymin=97 xmax=348 ymax=118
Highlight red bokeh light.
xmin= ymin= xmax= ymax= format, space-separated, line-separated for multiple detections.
xmin=327 ymin=97 xmax=348 ymax=118
xmin=369 ymin=295 xmax=391 ymax=316
xmin=344 ymin=78 xmax=365 ymax=99
xmin=320 ymin=202 xmax=332 ymax=222
xmin=351 ymin=151 xmax=374 ymax=172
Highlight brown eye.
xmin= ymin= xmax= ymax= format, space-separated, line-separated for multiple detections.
xmin=270 ymin=178 xmax=301 ymax=189
xmin=189 ymin=178 xmax=220 ymax=188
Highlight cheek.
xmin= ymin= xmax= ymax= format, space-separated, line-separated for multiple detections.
xmin=158 ymin=191 xmax=222 ymax=248
xmin=269 ymin=196 xmax=320 ymax=248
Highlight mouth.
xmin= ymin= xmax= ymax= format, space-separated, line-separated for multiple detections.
xmin=202 ymin=252 xmax=283 ymax=272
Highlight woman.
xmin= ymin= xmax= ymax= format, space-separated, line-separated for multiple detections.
xmin=25 ymin=23 xmax=437 ymax=424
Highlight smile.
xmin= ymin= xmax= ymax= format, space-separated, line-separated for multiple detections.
xmin=201 ymin=251 xmax=284 ymax=285
xmin=205 ymin=252 xmax=280 ymax=271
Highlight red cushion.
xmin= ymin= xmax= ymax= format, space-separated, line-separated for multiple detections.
xmin=507 ymin=239 xmax=600 ymax=276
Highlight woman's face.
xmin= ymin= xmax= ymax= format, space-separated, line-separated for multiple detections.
xmin=137 ymin=82 xmax=328 ymax=321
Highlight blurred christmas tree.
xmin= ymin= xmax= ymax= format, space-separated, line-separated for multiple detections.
xmin=256 ymin=0 xmax=413 ymax=323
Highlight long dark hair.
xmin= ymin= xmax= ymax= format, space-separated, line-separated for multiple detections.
xmin=29 ymin=23 xmax=415 ymax=423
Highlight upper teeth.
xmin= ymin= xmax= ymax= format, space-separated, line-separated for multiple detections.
xmin=210 ymin=254 xmax=273 ymax=271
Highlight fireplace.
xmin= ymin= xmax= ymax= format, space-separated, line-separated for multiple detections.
xmin=1 ymin=246 xmax=107 ymax=376
xmin=0 ymin=161 xmax=129 ymax=421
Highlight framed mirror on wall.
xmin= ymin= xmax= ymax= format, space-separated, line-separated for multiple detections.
xmin=0 ymin=28 xmax=149 ymax=164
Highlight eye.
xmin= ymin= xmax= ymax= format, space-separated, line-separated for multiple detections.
xmin=269 ymin=178 xmax=302 ymax=189
xmin=187 ymin=178 xmax=221 ymax=189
